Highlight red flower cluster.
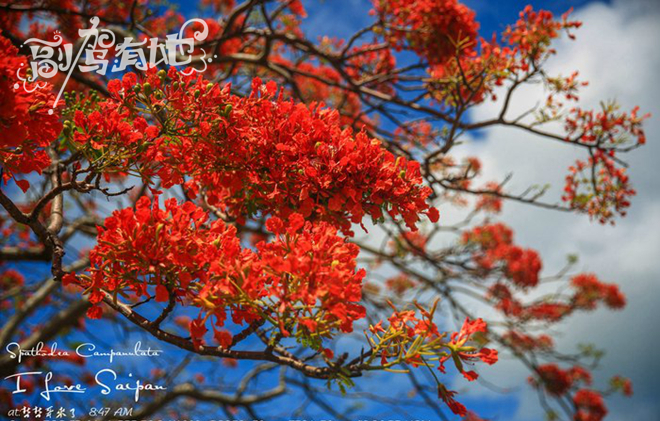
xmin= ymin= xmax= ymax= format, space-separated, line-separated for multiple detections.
xmin=385 ymin=274 xmax=417 ymax=295
xmin=346 ymin=43 xmax=397 ymax=95
xmin=1 ymin=1 xmax=187 ymax=41
xmin=76 ymin=70 xmax=437 ymax=233
xmin=66 ymin=196 xmax=235 ymax=318
xmin=378 ymin=308 xmax=440 ymax=345
xmin=463 ymin=223 xmax=542 ymax=288
xmin=69 ymin=197 xmax=366 ymax=346
xmin=372 ymin=0 xmax=479 ymax=65
xmin=271 ymin=56 xmax=363 ymax=125
xmin=439 ymin=317 xmax=498 ymax=382
xmin=529 ymin=364 xmax=618 ymax=420
xmin=368 ymin=307 xmax=497 ymax=417
xmin=427 ymin=7 xmax=582 ymax=107
xmin=390 ymin=230 xmax=429 ymax=256
xmin=573 ymin=389 xmax=607 ymax=421
xmin=73 ymin=105 xmax=158 ymax=152
xmin=503 ymin=6 xmax=581 ymax=64
xmin=528 ymin=364 xmax=626 ymax=421
xmin=502 ymin=330 xmax=554 ymax=352
xmin=0 ymin=268 xmax=24 ymax=290
xmin=475 ymin=181 xmax=503 ymax=213
xmin=563 ymin=106 xmax=649 ymax=223
xmin=201 ymin=0 xmax=236 ymax=14
xmin=610 ymin=375 xmax=633 ymax=397
xmin=201 ymin=0 xmax=306 ymax=19
xmin=564 ymin=152 xmax=634 ymax=224
xmin=436 ymin=318 xmax=497 ymax=416
xmin=0 ymin=35 xmax=61 ymax=192
xmin=531 ymin=364 xmax=592 ymax=396
xmin=571 ymin=273 xmax=626 ymax=310
xmin=393 ymin=120 xmax=438 ymax=150
xmin=427 ymin=36 xmax=512 ymax=107
xmin=488 ymin=274 xmax=625 ymax=323
xmin=0 ymin=269 xmax=24 ymax=309
xmin=240 ymin=214 xmax=366 ymax=338
xmin=525 ymin=302 xmax=574 ymax=321
xmin=437 ymin=383 xmax=467 ymax=416
xmin=565 ymin=106 xmax=648 ymax=147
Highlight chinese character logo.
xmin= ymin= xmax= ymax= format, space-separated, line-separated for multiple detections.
xmin=15 ymin=16 xmax=213 ymax=115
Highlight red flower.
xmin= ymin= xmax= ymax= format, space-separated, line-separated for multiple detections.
xmin=155 ymin=284 xmax=169 ymax=302
xmin=503 ymin=6 xmax=581 ymax=62
xmin=214 ymin=329 xmax=233 ymax=349
xmin=610 ymin=376 xmax=633 ymax=397
xmin=437 ymin=383 xmax=467 ymax=416
xmin=86 ymin=197 xmax=367 ymax=347
xmin=441 ymin=318 xmax=498 ymax=381
xmin=385 ymin=274 xmax=416 ymax=295
xmin=86 ymin=306 xmax=103 ymax=319
xmin=0 ymin=35 xmax=62 ymax=190
xmin=0 ymin=269 xmax=24 ymax=290
xmin=562 ymin=105 xmax=649 ymax=224
xmin=427 ymin=207 xmax=440 ymax=223
xmin=530 ymin=364 xmax=594 ymax=401
xmin=503 ymin=331 xmax=554 ymax=351
xmin=321 ymin=348 xmax=334 ymax=360
xmin=573 ymin=389 xmax=607 ymax=421
xmin=372 ymin=0 xmax=479 ymax=66
xmin=523 ymin=302 xmax=571 ymax=322
xmin=571 ymin=273 xmax=626 ymax=310
xmin=464 ymin=223 xmax=542 ymax=288
xmin=190 ymin=317 xmax=208 ymax=348
xmin=535 ymin=364 xmax=572 ymax=396
xmin=265 ymin=216 xmax=285 ymax=235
